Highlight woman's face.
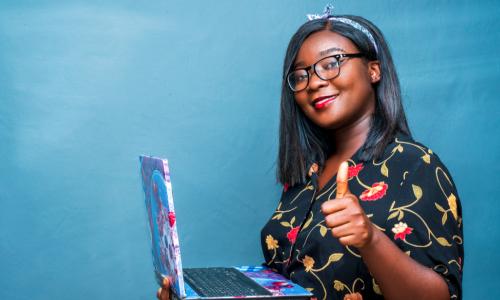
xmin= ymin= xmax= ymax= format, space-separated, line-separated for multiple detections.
xmin=293 ymin=29 xmax=380 ymax=131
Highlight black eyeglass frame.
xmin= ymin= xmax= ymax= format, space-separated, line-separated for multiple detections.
xmin=287 ymin=53 xmax=365 ymax=92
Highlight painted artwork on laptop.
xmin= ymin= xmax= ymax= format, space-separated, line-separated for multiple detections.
xmin=140 ymin=156 xmax=186 ymax=298
xmin=140 ymin=155 xmax=312 ymax=299
xmin=237 ymin=266 xmax=314 ymax=297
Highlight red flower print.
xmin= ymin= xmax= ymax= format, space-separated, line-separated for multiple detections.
xmin=286 ymin=226 xmax=300 ymax=243
xmin=360 ymin=181 xmax=388 ymax=201
xmin=348 ymin=163 xmax=364 ymax=178
xmin=168 ymin=211 xmax=176 ymax=227
xmin=392 ymin=222 xmax=413 ymax=240
xmin=283 ymin=183 xmax=289 ymax=192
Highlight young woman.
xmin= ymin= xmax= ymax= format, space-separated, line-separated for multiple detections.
xmin=158 ymin=7 xmax=463 ymax=300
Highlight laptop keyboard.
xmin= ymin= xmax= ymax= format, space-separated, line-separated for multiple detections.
xmin=183 ymin=267 xmax=272 ymax=297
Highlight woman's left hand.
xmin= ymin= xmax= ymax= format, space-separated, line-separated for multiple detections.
xmin=321 ymin=162 xmax=375 ymax=249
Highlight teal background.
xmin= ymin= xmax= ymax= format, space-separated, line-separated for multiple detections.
xmin=0 ymin=1 xmax=498 ymax=299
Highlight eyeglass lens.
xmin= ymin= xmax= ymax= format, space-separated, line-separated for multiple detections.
xmin=287 ymin=56 xmax=341 ymax=92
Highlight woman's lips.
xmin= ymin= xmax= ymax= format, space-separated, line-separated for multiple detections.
xmin=313 ymin=95 xmax=337 ymax=109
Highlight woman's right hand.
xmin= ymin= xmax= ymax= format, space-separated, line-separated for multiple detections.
xmin=156 ymin=277 xmax=171 ymax=300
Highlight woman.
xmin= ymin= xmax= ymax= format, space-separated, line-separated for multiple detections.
xmin=158 ymin=6 xmax=463 ymax=300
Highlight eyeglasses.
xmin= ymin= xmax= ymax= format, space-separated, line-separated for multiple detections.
xmin=286 ymin=53 xmax=364 ymax=92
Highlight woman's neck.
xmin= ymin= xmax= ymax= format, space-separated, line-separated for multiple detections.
xmin=328 ymin=113 xmax=373 ymax=160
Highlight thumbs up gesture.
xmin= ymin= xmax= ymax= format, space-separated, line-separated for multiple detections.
xmin=321 ymin=162 xmax=375 ymax=249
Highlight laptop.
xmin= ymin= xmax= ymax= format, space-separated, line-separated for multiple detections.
xmin=139 ymin=155 xmax=313 ymax=300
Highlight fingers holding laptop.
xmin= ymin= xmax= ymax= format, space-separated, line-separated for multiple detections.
xmin=156 ymin=277 xmax=171 ymax=300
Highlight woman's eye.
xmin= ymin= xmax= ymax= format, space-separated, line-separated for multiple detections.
xmin=294 ymin=73 xmax=308 ymax=82
xmin=324 ymin=61 xmax=339 ymax=70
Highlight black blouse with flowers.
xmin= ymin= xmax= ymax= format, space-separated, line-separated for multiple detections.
xmin=261 ymin=134 xmax=463 ymax=300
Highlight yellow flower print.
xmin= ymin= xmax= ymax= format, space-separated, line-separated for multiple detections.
xmin=303 ymin=255 xmax=315 ymax=272
xmin=422 ymin=154 xmax=431 ymax=164
xmin=333 ymin=280 xmax=344 ymax=291
xmin=448 ymin=193 xmax=458 ymax=220
xmin=265 ymin=235 xmax=279 ymax=250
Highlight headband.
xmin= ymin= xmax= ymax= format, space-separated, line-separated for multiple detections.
xmin=307 ymin=4 xmax=379 ymax=54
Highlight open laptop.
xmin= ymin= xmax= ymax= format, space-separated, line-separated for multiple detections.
xmin=139 ymin=155 xmax=312 ymax=300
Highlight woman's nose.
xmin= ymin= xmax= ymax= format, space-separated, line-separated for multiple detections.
xmin=308 ymin=70 xmax=328 ymax=91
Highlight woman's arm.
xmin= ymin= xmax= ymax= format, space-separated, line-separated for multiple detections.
xmin=322 ymin=162 xmax=451 ymax=300
xmin=359 ymin=226 xmax=449 ymax=300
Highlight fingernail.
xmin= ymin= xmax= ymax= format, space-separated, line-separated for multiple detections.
xmin=162 ymin=277 xmax=169 ymax=287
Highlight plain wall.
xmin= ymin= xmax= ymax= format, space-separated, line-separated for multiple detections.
xmin=0 ymin=1 xmax=499 ymax=299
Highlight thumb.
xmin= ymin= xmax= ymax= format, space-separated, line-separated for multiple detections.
xmin=336 ymin=161 xmax=350 ymax=198
xmin=162 ymin=276 xmax=170 ymax=288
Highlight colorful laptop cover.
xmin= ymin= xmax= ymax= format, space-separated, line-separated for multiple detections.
xmin=236 ymin=266 xmax=313 ymax=298
xmin=140 ymin=155 xmax=187 ymax=298
xmin=140 ymin=155 xmax=313 ymax=299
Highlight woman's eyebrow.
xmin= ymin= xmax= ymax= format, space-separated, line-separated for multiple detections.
xmin=294 ymin=61 xmax=305 ymax=68
xmin=319 ymin=47 xmax=346 ymax=56
xmin=293 ymin=47 xmax=346 ymax=69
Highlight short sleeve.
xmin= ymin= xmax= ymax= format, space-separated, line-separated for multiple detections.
xmin=387 ymin=155 xmax=463 ymax=299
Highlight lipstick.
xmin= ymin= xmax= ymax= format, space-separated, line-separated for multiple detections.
xmin=313 ymin=95 xmax=337 ymax=109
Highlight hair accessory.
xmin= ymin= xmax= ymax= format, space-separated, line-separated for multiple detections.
xmin=306 ymin=4 xmax=335 ymax=21
xmin=306 ymin=4 xmax=379 ymax=54
xmin=331 ymin=17 xmax=378 ymax=54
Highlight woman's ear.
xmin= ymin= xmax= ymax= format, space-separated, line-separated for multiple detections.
xmin=368 ymin=60 xmax=381 ymax=83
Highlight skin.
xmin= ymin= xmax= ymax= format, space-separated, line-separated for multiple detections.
xmin=158 ymin=30 xmax=450 ymax=300
xmin=157 ymin=277 xmax=170 ymax=300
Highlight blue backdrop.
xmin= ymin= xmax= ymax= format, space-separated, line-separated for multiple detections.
xmin=0 ymin=1 xmax=498 ymax=299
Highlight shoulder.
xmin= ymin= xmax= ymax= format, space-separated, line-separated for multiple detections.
xmin=379 ymin=134 xmax=450 ymax=173
xmin=367 ymin=134 xmax=458 ymax=201
xmin=382 ymin=135 xmax=461 ymax=219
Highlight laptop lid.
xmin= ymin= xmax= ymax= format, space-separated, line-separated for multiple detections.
xmin=139 ymin=155 xmax=187 ymax=298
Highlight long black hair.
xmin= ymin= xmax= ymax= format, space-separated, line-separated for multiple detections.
xmin=277 ymin=15 xmax=411 ymax=186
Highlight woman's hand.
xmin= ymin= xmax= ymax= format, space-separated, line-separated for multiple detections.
xmin=321 ymin=162 xmax=375 ymax=249
xmin=156 ymin=277 xmax=171 ymax=300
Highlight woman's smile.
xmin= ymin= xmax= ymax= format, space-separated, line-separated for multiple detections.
xmin=312 ymin=94 xmax=338 ymax=109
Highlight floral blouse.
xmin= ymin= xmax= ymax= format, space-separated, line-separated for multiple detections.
xmin=261 ymin=135 xmax=463 ymax=300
